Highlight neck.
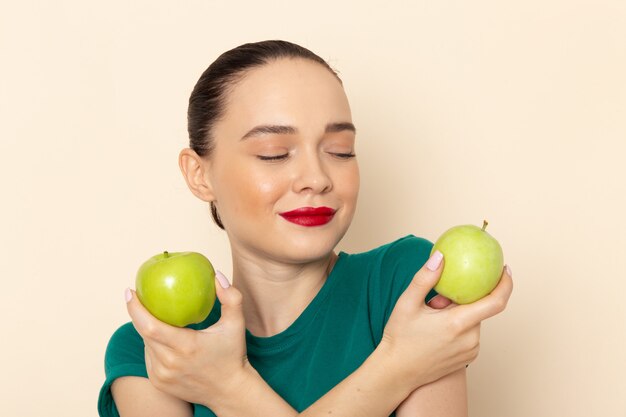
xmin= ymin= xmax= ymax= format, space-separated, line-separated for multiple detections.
xmin=231 ymin=248 xmax=338 ymax=337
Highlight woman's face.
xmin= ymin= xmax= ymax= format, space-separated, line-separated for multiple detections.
xmin=206 ymin=58 xmax=359 ymax=264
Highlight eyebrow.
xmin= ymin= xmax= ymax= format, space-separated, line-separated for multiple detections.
xmin=241 ymin=122 xmax=356 ymax=140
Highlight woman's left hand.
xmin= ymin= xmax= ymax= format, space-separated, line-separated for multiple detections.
xmin=125 ymin=271 xmax=253 ymax=409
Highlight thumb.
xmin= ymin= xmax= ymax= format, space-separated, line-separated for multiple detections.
xmin=214 ymin=271 xmax=245 ymax=329
xmin=125 ymin=288 xmax=171 ymax=343
xmin=126 ymin=288 xmax=152 ymax=333
xmin=404 ymin=250 xmax=445 ymax=304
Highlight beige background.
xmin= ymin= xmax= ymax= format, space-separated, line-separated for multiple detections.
xmin=1 ymin=0 xmax=625 ymax=416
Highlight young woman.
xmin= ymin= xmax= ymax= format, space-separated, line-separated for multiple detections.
xmin=98 ymin=40 xmax=513 ymax=417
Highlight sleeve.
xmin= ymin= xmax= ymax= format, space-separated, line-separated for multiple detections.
xmin=367 ymin=235 xmax=436 ymax=344
xmin=97 ymin=322 xmax=147 ymax=417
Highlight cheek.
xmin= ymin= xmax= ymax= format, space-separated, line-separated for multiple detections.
xmin=340 ymin=164 xmax=360 ymax=204
xmin=256 ymin=176 xmax=279 ymax=195
xmin=219 ymin=166 xmax=287 ymax=215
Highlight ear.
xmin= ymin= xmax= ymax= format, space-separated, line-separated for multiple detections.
xmin=178 ymin=148 xmax=215 ymax=202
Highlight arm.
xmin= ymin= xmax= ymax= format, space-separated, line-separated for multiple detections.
xmin=112 ymin=377 xmax=193 ymax=417
xmin=395 ymin=368 xmax=468 ymax=417
xmin=110 ymin=353 xmax=467 ymax=417
xmin=118 ymin=259 xmax=512 ymax=417
xmin=109 ymin=334 xmax=416 ymax=417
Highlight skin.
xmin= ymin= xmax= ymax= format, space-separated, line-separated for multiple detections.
xmin=113 ymin=58 xmax=514 ymax=416
xmin=202 ymin=58 xmax=360 ymax=336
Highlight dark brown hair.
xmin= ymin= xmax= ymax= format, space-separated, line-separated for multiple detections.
xmin=187 ymin=40 xmax=342 ymax=229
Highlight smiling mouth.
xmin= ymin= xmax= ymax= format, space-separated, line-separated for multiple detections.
xmin=279 ymin=207 xmax=337 ymax=227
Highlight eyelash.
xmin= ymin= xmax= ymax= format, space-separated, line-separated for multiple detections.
xmin=256 ymin=153 xmax=356 ymax=161
xmin=332 ymin=152 xmax=356 ymax=159
xmin=257 ymin=154 xmax=289 ymax=161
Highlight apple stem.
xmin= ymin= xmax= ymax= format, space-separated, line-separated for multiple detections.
xmin=163 ymin=251 xmax=169 ymax=258
xmin=482 ymin=220 xmax=488 ymax=231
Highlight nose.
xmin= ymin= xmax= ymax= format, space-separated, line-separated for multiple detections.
xmin=292 ymin=151 xmax=332 ymax=194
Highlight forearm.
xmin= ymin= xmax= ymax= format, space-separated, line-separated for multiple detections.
xmin=206 ymin=364 xmax=296 ymax=417
xmin=209 ymin=348 xmax=412 ymax=417
xmin=301 ymin=346 xmax=412 ymax=417
xmin=396 ymin=368 xmax=467 ymax=417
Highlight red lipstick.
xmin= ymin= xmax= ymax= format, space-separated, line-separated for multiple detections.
xmin=279 ymin=207 xmax=336 ymax=227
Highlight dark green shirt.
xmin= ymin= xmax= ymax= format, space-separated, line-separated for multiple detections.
xmin=98 ymin=235 xmax=435 ymax=416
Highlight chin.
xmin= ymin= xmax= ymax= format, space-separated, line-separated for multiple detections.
xmin=278 ymin=225 xmax=349 ymax=262
xmin=227 ymin=215 xmax=353 ymax=264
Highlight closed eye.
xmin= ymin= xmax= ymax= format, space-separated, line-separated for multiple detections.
xmin=330 ymin=152 xmax=356 ymax=159
xmin=257 ymin=154 xmax=289 ymax=161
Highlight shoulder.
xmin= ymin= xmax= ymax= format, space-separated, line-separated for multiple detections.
xmin=99 ymin=322 xmax=148 ymax=417
xmin=347 ymin=234 xmax=433 ymax=274
xmin=380 ymin=234 xmax=433 ymax=265
xmin=338 ymin=235 xmax=434 ymax=343
xmin=381 ymin=235 xmax=433 ymax=280
xmin=104 ymin=322 xmax=146 ymax=375
xmin=374 ymin=234 xmax=433 ymax=286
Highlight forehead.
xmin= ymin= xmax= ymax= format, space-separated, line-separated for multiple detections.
xmin=219 ymin=58 xmax=352 ymax=131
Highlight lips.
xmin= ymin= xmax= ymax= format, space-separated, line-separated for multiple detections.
xmin=279 ymin=207 xmax=337 ymax=227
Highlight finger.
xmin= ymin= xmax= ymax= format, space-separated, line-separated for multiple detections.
xmin=403 ymin=250 xmax=445 ymax=303
xmin=454 ymin=265 xmax=514 ymax=324
xmin=125 ymin=288 xmax=190 ymax=347
xmin=144 ymin=344 xmax=168 ymax=388
xmin=427 ymin=294 xmax=453 ymax=309
xmin=213 ymin=271 xmax=245 ymax=330
xmin=465 ymin=322 xmax=481 ymax=362
xmin=144 ymin=345 xmax=154 ymax=378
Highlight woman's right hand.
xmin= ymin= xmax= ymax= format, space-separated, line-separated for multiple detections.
xmin=379 ymin=251 xmax=513 ymax=391
xmin=125 ymin=271 xmax=254 ymax=410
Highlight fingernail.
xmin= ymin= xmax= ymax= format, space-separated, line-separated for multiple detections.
xmin=505 ymin=264 xmax=513 ymax=277
xmin=426 ymin=250 xmax=444 ymax=271
xmin=216 ymin=270 xmax=230 ymax=289
xmin=125 ymin=288 xmax=133 ymax=303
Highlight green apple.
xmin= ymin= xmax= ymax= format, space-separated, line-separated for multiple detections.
xmin=135 ymin=251 xmax=216 ymax=327
xmin=431 ymin=221 xmax=504 ymax=304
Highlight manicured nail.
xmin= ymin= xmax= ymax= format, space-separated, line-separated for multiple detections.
xmin=125 ymin=288 xmax=133 ymax=303
xmin=505 ymin=264 xmax=513 ymax=277
xmin=216 ymin=270 xmax=230 ymax=289
xmin=426 ymin=250 xmax=444 ymax=271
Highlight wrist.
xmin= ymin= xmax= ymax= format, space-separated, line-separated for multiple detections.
xmin=206 ymin=361 xmax=295 ymax=416
xmin=358 ymin=344 xmax=416 ymax=406
xmin=374 ymin=338 xmax=424 ymax=395
xmin=199 ymin=360 xmax=256 ymax=411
